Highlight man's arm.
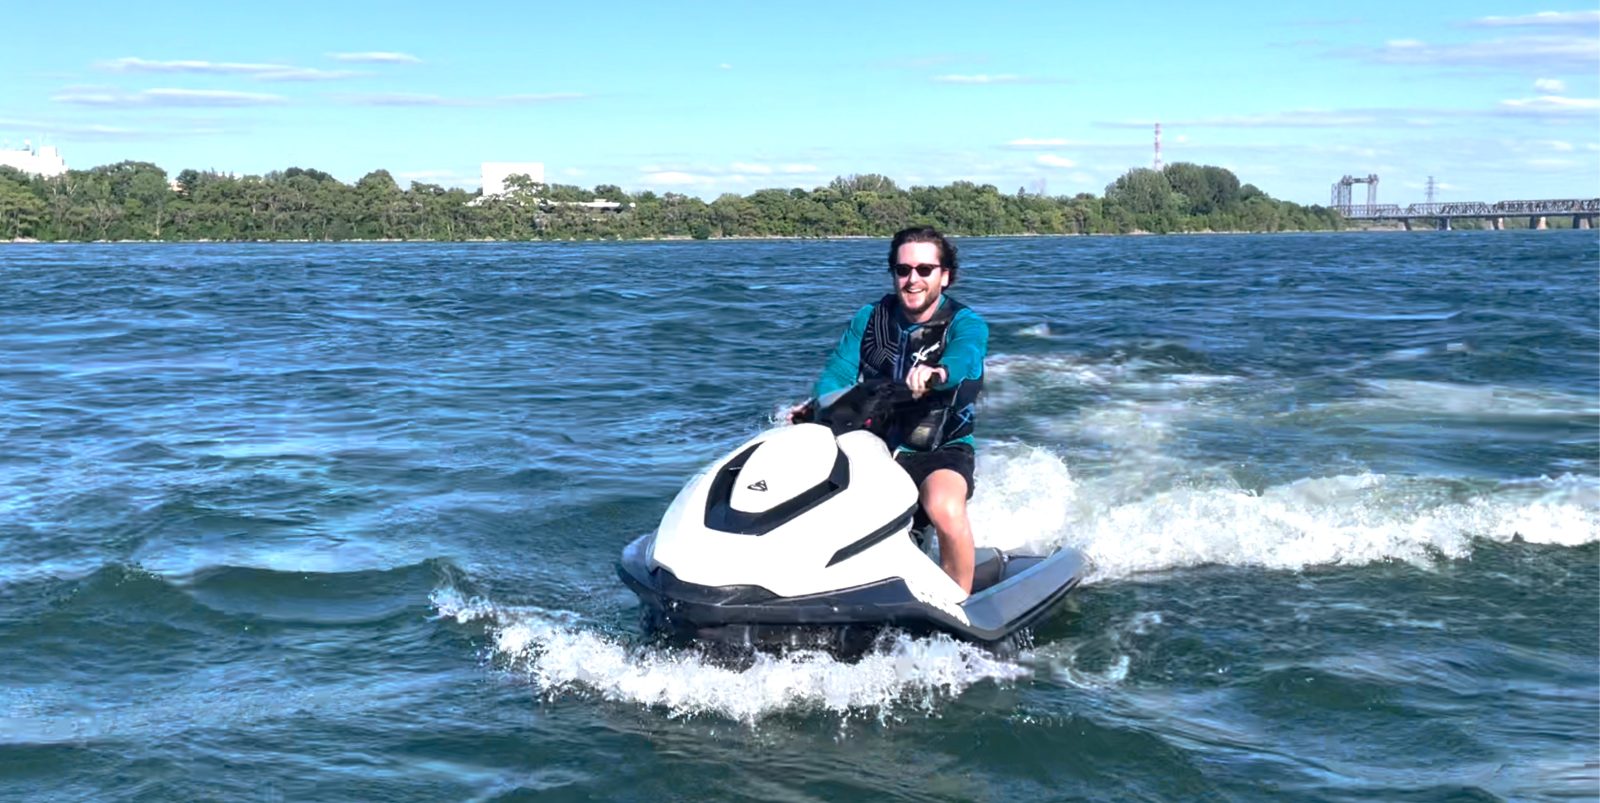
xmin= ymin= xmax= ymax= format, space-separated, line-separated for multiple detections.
xmin=935 ymin=308 xmax=988 ymax=389
xmin=814 ymin=304 xmax=874 ymax=398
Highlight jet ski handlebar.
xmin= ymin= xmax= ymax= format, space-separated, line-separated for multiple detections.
xmin=811 ymin=379 xmax=921 ymax=437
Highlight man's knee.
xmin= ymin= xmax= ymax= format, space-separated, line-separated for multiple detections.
xmin=920 ymin=470 xmax=969 ymax=528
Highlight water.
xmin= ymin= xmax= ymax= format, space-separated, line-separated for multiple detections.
xmin=1 ymin=233 xmax=1595 ymax=801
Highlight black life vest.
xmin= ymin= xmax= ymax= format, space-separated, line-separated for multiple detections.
xmin=857 ymin=294 xmax=982 ymax=451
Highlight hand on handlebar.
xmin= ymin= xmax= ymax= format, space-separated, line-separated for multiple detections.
xmin=786 ymin=400 xmax=816 ymax=424
xmin=905 ymin=364 xmax=948 ymax=398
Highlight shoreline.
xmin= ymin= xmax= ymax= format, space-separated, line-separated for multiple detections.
xmin=7 ymin=228 xmax=1465 ymax=245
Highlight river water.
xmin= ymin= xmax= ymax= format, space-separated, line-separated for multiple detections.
xmin=1 ymin=233 xmax=1596 ymax=801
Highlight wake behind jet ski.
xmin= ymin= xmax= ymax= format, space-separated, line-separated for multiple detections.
xmin=616 ymin=380 xmax=1089 ymax=651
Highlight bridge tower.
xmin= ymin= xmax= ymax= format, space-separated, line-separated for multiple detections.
xmin=1330 ymin=174 xmax=1379 ymax=215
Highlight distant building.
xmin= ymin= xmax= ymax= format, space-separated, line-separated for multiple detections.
xmin=472 ymin=160 xmax=626 ymax=212
xmin=0 ymin=141 xmax=67 ymax=178
xmin=481 ymin=161 xmax=546 ymax=196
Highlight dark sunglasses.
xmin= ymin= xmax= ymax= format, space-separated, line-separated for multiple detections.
xmin=891 ymin=263 xmax=941 ymax=278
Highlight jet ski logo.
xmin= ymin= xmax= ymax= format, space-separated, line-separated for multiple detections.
xmin=747 ymin=479 xmax=768 ymax=492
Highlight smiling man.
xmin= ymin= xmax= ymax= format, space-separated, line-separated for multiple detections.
xmin=808 ymin=226 xmax=989 ymax=595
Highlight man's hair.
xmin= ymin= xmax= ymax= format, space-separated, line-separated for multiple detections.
xmin=888 ymin=226 xmax=959 ymax=285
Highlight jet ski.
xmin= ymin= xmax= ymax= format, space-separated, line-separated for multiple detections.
xmin=616 ymin=380 xmax=1089 ymax=650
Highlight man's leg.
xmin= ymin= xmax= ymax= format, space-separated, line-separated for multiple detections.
xmin=920 ymin=468 xmax=974 ymax=594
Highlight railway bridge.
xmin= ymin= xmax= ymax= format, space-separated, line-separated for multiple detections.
xmin=1330 ymin=175 xmax=1599 ymax=229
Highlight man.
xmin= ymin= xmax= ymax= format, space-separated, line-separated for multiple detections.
xmin=801 ymin=226 xmax=988 ymax=595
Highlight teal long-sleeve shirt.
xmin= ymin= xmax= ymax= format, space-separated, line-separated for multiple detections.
xmin=813 ymin=295 xmax=989 ymax=400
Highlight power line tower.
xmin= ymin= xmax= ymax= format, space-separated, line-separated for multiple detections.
xmin=1153 ymin=122 xmax=1163 ymax=172
xmin=1425 ymin=176 xmax=1437 ymax=205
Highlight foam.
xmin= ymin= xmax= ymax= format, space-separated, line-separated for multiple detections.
xmin=1345 ymin=379 xmax=1599 ymax=419
xmin=966 ymin=442 xmax=1600 ymax=581
xmin=984 ymin=353 xmax=1118 ymax=393
xmin=430 ymin=588 xmax=1028 ymax=725
xmin=130 ymin=537 xmax=410 ymax=579
xmin=984 ymin=352 xmax=1242 ymax=415
xmin=968 ymin=443 xmax=1080 ymax=554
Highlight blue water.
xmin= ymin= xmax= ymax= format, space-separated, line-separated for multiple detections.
xmin=2 ymin=233 xmax=1596 ymax=801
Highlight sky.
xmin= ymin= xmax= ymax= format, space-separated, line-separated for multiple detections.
xmin=3 ymin=1 xmax=1597 ymax=205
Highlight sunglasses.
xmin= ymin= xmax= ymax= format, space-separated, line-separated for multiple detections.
xmin=891 ymin=263 xmax=942 ymax=278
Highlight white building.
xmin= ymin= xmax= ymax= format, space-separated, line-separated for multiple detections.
xmin=480 ymin=161 xmax=545 ymax=196
xmin=0 ymin=141 xmax=67 ymax=178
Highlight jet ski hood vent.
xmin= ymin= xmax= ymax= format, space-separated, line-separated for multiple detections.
xmin=702 ymin=423 xmax=850 ymax=535
xmin=731 ymin=425 xmax=837 ymax=513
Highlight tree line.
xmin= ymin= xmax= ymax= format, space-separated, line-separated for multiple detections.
xmin=0 ymin=159 xmax=1348 ymax=242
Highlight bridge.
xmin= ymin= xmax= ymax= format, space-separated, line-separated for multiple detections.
xmin=1330 ymin=175 xmax=1600 ymax=230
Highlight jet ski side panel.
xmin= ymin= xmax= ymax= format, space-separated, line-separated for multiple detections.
xmin=619 ymin=533 xmax=1088 ymax=645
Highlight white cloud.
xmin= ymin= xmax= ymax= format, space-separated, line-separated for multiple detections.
xmin=104 ymin=56 xmax=284 ymax=73
xmin=1006 ymin=137 xmax=1073 ymax=148
xmin=1306 ymin=143 xmax=1382 ymax=158
xmin=1467 ymin=11 xmax=1600 ymax=29
xmin=1359 ymin=35 xmax=1598 ymax=70
xmin=642 ymin=171 xmax=715 ymax=186
xmin=0 ymin=115 xmax=230 ymax=140
xmin=54 ymin=87 xmax=287 ymax=107
xmin=719 ymin=63 xmax=732 ymax=70
xmin=257 ymin=68 xmax=362 ymax=81
xmin=99 ymin=57 xmax=359 ymax=81
xmin=1534 ymin=77 xmax=1567 ymax=93
xmin=1498 ymin=95 xmax=1600 ymax=113
xmin=329 ymin=51 xmax=422 ymax=64
xmin=1106 ymin=110 xmax=1385 ymax=128
xmin=341 ymin=92 xmax=585 ymax=106
xmin=143 ymin=88 xmax=284 ymax=106
xmin=1035 ymin=154 xmax=1077 ymax=168
xmin=638 ymin=162 xmax=820 ymax=183
xmin=934 ymin=74 xmax=1022 ymax=84
xmin=499 ymin=93 xmax=587 ymax=103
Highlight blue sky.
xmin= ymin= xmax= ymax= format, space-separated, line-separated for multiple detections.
xmin=3 ymin=1 xmax=1597 ymax=204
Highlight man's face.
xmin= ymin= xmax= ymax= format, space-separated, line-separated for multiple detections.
xmin=891 ymin=241 xmax=949 ymax=320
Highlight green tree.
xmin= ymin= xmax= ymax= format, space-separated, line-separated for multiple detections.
xmin=0 ymin=175 xmax=46 ymax=238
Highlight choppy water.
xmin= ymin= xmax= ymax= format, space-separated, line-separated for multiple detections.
xmin=2 ymin=233 xmax=1596 ymax=802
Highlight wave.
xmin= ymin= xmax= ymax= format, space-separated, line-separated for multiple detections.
xmin=969 ymin=443 xmax=1600 ymax=580
xmin=430 ymin=588 xmax=1028 ymax=724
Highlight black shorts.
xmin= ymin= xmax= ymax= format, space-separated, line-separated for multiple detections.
xmin=894 ymin=443 xmax=975 ymax=499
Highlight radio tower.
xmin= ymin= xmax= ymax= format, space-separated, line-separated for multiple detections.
xmin=1153 ymin=122 xmax=1163 ymax=171
xmin=1425 ymin=175 xmax=1437 ymax=205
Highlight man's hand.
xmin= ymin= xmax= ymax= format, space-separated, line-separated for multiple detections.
xmin=906 ymin=364 xmax=948 ymax=398
xmin=786 ymin=400 xmax=816 ymax=424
